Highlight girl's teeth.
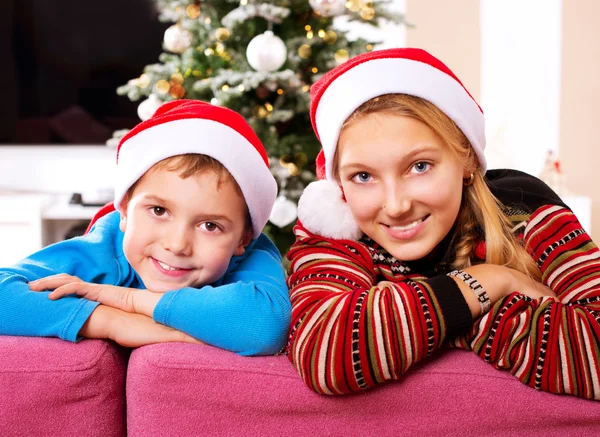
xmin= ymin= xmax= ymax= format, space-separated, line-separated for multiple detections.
xmin=390 ymin=218 xmax=423 ymax=231
xmin=158 ymin=260 xmax=178 ymax=271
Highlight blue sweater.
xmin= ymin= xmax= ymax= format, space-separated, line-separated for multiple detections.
xmin=0 ymin=211 xmax=291 ymax=356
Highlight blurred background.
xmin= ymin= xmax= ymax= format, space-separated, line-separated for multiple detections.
xmin=0 ymin=0 xmax=597 ymax=264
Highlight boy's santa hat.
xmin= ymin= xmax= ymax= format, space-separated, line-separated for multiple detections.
xmin=298 ymin=47 xmax=486 ymax=240
xmin=114 ymin=99 xmax=277 ymax=239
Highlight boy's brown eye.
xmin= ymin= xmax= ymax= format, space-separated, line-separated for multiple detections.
xmin=204 ymin=222 xmax=217 ymax=231
xmin=152 ymin=207 xmax=166 ymax=216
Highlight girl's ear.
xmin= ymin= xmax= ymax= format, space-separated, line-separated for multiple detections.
xmin=233 ymin=230 xmax=253 ymax=256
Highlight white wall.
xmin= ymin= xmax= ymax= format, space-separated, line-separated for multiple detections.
xmin=481 ymin=0 xmax=563 ymax=176
xmin=0 ymin=146 xmax=115 ymax=196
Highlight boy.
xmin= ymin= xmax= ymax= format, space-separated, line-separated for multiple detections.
xmin=0 ymin=100 xmax=290 ymax=356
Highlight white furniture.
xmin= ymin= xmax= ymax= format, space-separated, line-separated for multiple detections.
xmin=0 ymin=194 xmax=100 ymax=266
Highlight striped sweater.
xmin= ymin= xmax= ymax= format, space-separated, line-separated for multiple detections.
xmin=286 ymin=169 xmax=600 ymax=399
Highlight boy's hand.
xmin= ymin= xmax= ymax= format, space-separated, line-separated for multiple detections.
xmin=81 ymin=305 xmax=204 ymax=348
xmin=29 ymin=274 xmax=137 ymax=313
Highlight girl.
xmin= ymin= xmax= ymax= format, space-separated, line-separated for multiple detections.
xmin=286 ymin=48 xmax=600 ymax=399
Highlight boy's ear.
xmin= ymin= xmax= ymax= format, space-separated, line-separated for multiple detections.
xmin=233 ymin=229 xmax=253 ymax=256
xmin=119 ymin=213 xmax=128 ymax=233
xmin=118 ymin=196 xmax=129 ymax=233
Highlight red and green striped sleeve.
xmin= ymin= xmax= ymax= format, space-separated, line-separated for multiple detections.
xmin=286 ymin=224 xmax=471 ymax=395
xmin=454 ymin=205 xmax=600 ymax=400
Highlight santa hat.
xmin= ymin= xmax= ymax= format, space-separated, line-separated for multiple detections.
xmin=114 ymin=99 xmax=277 ymax=239
xmin=298 ymin=48 xmax=486 ymax=240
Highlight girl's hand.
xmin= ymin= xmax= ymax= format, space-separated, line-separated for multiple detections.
xmin=29 ymin=274 xmax=138 ymax=313
xmin=453 ymin=264 xmax=557 ymax=318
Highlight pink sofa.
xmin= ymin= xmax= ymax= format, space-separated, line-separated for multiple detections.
xmin=2 ymin=337 xmax=600 ymax=437
xmin=0 ymin=336 xmax=127 ymax=436
xmin=126 ymin=344 xmax=600 ymax=437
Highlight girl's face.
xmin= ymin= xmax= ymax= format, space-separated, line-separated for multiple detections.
xmin=337 ymin=112 xmax=469 ymax=261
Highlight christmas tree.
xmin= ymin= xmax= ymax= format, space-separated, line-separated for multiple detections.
xmin=115 ymin=0 xmax=404 ymax=256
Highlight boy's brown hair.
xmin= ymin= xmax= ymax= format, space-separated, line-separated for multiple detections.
xmin=127 ymin=154 xmax=253 ymax=233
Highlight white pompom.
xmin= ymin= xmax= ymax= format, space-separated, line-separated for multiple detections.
xmin=297 ymin=180 xmax=362 ymax=241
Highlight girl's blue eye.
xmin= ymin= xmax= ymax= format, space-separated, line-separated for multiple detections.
xmin=352 ymin=172 xmax=372 ymax=183
xmin=412 ymin=162 xmax=431 ymax=173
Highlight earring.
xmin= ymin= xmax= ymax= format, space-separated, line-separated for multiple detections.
xmin=463 ymin=173 xmax=474 ymax=186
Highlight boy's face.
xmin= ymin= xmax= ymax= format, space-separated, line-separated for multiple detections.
xmin=119 ymin=166 xmax=252 ymax=292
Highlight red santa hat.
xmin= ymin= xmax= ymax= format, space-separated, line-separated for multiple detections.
xmin=114 ymin=99 xmax=277 ymax=239
xmin=298 ymin=47 xmax=486 ymax=240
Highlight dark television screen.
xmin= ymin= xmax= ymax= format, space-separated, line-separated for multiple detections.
xmin=0 ymin=0 xmax=169 ymax=144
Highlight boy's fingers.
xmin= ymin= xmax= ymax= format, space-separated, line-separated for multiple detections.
xmin=48 ymin=283 xmax=79 ymax=300
xmin=29 ymin=275 xmax=82 ymax=291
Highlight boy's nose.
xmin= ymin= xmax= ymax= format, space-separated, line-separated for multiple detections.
xmin=163 ymin=226 xmax=193 ymax=256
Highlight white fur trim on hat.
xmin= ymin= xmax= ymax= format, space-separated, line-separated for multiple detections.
xmin=315 ymin=57 xmax=486 ymax=180
xmin=297 ymin=180 xmax=362 ymax=241
xmin=114 ymin=118 xmax=277 ymax=239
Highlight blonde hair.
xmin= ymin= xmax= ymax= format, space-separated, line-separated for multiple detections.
xmin=128 ymin=154 xmax=252 ymax=232
xmin=334 ymin=94 xmax=541 ymax=279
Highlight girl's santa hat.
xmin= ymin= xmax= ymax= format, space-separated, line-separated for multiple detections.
xmin=298 ymin=47 xmax=486 ymax=240
xmin=114 ymin=99 xmax=277 ymax=239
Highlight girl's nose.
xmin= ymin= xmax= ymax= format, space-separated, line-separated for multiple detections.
xmin=382 ymin=185 xmax=412 ymax=217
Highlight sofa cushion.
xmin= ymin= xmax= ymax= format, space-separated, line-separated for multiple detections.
xmin=0 ymin=336 xmax=127 ymax=437
xmin=127 ymin=344 xmax=600 ymax=437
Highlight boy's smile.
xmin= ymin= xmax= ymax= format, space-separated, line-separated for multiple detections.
xmin=119 ymin=166 xmax=251 ymax=292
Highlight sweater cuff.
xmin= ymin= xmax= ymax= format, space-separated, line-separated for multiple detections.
xmin=153 ymin=290 xmax=179 ymax=324
xmin=426 ymin=274 xmax=472 ymax=339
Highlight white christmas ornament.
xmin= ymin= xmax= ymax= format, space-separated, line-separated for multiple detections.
xmin=137 ymin=94 xmax=163 ymax=121
xmin=309 ymin=0 xmax=347 ymax=17
xmin=164 ymin=24 xmax=192 ymax=54
xmin=269 ymin=195 xmax=298 ymax=228
xmin=246 ymin=31 xmax=287 ymax=73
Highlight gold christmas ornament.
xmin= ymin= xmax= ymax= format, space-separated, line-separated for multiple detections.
xmin=155 ymin=80 xmax=171 ymax=95
xmin=323 ymin=30 xmax=337 ymax=44
xmin=298 ymin=44 xmax=312 ymax=59
xmin=360 ymin=6 xmax=375 ymax=20
xmin=170 ymin=73 xmax=184 ymax=85
xmin=253 ymin=105 xmax=269 ymax=119
xmin=186 ymin=4 xmax=200 ymax=19
xmin=334 ymin=49 xmax=349 ymax=64
xmin=366 ymin=43 xmax=373 ymax=51
xmin=215 ymin=27 xmax=231 ymax=42
xmin=276 ymin=88 xmax=284 ymax=95
xmin=346 ymin=0 xmax=362 ymax=13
